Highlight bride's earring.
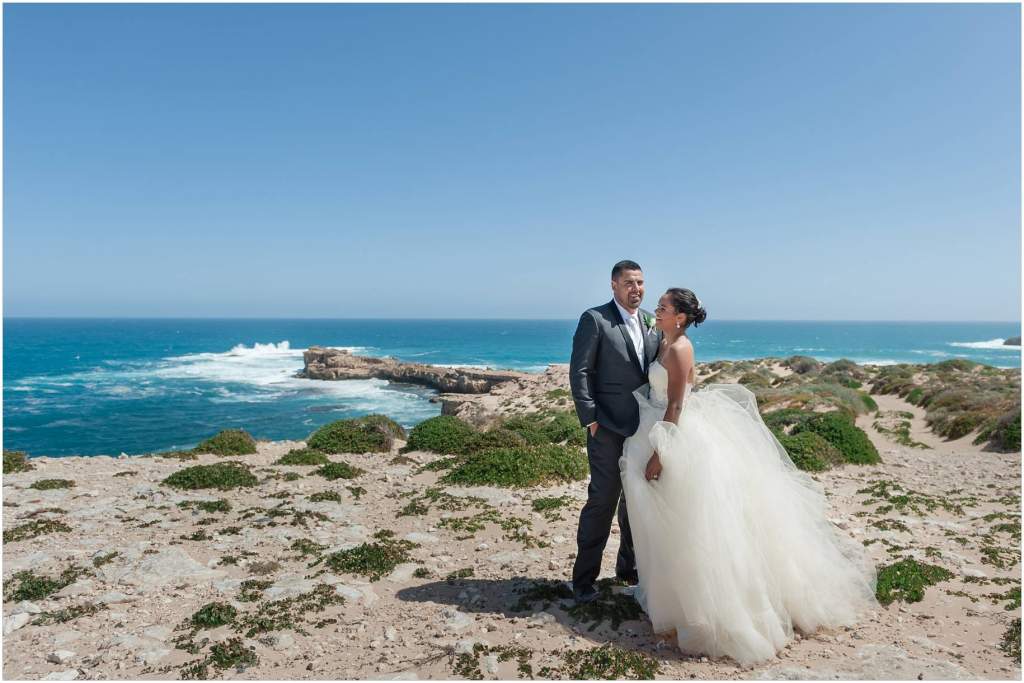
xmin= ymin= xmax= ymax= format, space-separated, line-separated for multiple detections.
xmin=676 ymin=322 xmax=681 ymax=329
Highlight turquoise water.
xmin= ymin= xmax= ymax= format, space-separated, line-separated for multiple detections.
xmin=4 ymin=318 xmax=1020 ymax=457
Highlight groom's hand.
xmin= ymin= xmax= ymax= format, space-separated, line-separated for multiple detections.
xmin=589 ymin=422 xmax=599 ymax=437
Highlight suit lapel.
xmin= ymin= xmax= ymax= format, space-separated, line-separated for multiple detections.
xmin=610 ymin=301 xmax=644 ymax=373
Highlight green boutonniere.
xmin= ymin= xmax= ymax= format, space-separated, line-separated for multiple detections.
xmin=642 ymin=313 xmax=655 ymax=330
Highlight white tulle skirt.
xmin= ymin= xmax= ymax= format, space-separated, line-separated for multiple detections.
xmin=619 ymin=383 xmax=878 ymax=666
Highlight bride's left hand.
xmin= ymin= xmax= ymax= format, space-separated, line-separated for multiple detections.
xmin=645 ymin=452 xmax=663 ymax=482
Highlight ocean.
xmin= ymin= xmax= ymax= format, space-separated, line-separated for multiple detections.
xmin=4 ymin=318 xmax=1020 ymax=458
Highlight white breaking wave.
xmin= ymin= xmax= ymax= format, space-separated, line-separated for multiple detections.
xmin=949 ymin=338 xmax=1021 ymax=350
xmin=7 ymin=341 xmax=431 ymax=417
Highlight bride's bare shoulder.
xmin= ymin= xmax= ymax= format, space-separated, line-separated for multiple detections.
xmin=662 ymin=338 xmax=694 ymax=368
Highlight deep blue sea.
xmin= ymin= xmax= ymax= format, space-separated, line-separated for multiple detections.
xmin=4 ymin=318 xmax=1020 ymax=457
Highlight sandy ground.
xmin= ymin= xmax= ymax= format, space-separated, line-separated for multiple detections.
xmin=2 ymin=364 xmax=1020 ymax=680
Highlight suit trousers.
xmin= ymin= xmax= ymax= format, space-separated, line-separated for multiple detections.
xmin=572 ymin=424 xmax=636 ymax=591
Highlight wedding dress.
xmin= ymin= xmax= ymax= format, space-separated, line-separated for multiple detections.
xmin=619 ymin=359 xmax=878 ymax=666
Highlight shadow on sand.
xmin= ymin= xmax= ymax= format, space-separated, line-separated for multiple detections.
xmin=395 ymin=575 xmax=701 ymax=670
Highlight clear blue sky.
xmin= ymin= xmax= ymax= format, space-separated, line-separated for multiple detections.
xmin=4 ymin=4 xmax=1020 ymax=320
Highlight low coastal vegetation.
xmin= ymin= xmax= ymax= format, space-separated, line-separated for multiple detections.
xmin=791 ymin=412 xmax=881 ymax=465
xmin=3 ymin=565 xmax=90 ymax=601
xmin=274 ymin=447 xmax=330 ymax=466
xmin=3 ymin=449 xmax=34 ymax=474
xmin=764 ymin=409 xmax=880 ymax=469
xmin=319 ymin=530 xmax=418 ymax=581
xmin=4 ymin=519 xmax=73 ymax=543
xmin=29 ymin=478 xmax=76 ymax=490
xmin=442 ymin=444 xmax=588 ymax=488
xmin=162 ymin=462 xmax=259 ymax=491
xmin=308 ymin=415 xmax=402 ymax=454
xmin=402 ymin=415 xmax=478 ymax=454
xmin=313 ymin=461 xmax=365 ymax=481
xmin=870 ymin=360 xmax=1020 ymax=451
xmin=774 ymin=431 xmax=845 ymax=472
xmin=875 ymin=557 xmax=955 ymax=605
xmin=194 ymin=429 xmax=258 ymax=456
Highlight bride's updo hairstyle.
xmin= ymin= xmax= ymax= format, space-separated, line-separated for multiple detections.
xmin=666 ymin=288 xmax=707 ymax=329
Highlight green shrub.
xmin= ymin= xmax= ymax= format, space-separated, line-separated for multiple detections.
xmin=274 ymin=448 xmax=330 ymax=466
xmin=738 ymin=372 xmax=772 ymax=388
xmin=860 ymin=392 xmax=878 ymax=412
xmin=162 ymin=462 xmax=259 ymax=490
xmin=29 ymin=479 xmax=75 ymax=490
xmin=994 ymin=413 xmax=1021 ymax=452
xmin=191 ymin=602 xmax=238 ymax=629
xmin=934 ymin=359 xmax=979 ymax=373
xmin=314 ymin=461 xmax=365 ymax=481
xmin=501 ymin=411 xmax=586 ymax=447
xmin=442 ymin=444 xmax=588 ymax=488
xmin=540 ymin=411 xmax=588 ymax=447
xmin=785 ymin=355 xmax=823 ymax=375
xmin=353 ymin=414 xmax=406 ymax=440
xmin=875 ymin=558 xmax=954 ymax=605
xmin=194 ymin=429 xmax=257 ymax=456
xmin=402 ymin=415 xmax=478 ymax=454
xmin=778 ymin=431 xmax=845 ymax=472
xmin=792 ymin=411 xmax=881 ymax=465
xmin=906 ymin=388 xmax=925 ymax=405
xmin=460 ymin=430 xmax=528 ymax=456
xmin=309 ymin=418 xmax=393 ymax=454
xmin=497 ymin=416 xmax=551 ymax=445
xmin=323 ymin=531 xmax=418 ymax=581
xmin=762 ymin=408 xmax=815 ymax=433
xmin=941 ymin=412 xmax=985 ymax=440
xmin=3 ymin=450 xmax=34 ymax=474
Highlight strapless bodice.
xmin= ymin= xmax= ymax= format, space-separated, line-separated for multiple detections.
xmin=647 ymin=359 xmax=693 ymax=406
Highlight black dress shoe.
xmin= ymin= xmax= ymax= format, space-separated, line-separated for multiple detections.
xmin=573 ymin=584 xmax=599 ymax=604
xmin=616 ymin=571 xmax=640 ymax=586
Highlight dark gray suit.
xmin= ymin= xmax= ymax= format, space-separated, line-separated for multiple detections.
xmin=569 ymin=300 xmax=660 ymax=591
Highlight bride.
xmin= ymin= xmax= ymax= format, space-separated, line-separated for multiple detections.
xmin=618 ymin=288 xmax=878 ymax=666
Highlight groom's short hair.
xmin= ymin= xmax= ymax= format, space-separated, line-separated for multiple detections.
xmin=611 ymin=260 xmax=642 ymax=280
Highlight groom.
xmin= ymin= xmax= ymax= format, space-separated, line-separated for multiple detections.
xmin=569 ymin=260 xmax=660 ymax=603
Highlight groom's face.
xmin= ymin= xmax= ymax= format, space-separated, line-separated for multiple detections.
xmin=611 ymin=269 xmax=644 ymax=312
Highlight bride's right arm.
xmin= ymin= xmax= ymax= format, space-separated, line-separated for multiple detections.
xmin=660 ymin=340 xmax=694 ymax=426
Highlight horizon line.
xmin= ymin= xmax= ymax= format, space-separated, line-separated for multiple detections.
xmin=2 ymin=316 xmax=1021 ymax=325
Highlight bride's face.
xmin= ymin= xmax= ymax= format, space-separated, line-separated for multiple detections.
xmin=655 ymin=293 xmax=686 ymax=332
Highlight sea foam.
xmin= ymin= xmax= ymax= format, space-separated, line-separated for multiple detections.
xmin=949 ymin=338 xmax=1021 ymax=350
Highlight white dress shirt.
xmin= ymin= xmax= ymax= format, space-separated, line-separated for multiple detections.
xmin=615 ymin=300 xmax=645 ymax=363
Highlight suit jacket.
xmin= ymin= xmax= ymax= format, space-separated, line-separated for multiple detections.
xmin=570 ymin=300 xmax=661 ymax=437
